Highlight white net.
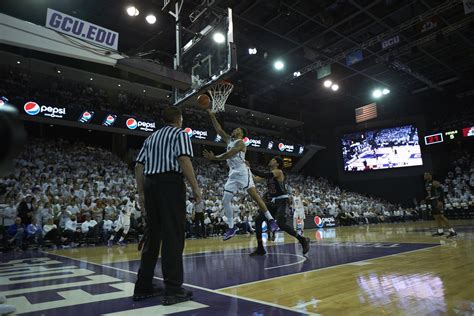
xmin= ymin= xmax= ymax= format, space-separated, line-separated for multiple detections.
xmin=208 ymin=82 xmax=233 ymax=113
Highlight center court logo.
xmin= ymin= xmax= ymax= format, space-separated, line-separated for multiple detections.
xmin=126 ymin=118 xmax=137 ymax=130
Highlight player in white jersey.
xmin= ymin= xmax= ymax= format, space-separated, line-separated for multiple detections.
xmin=108 ymin=197 xmax=134 ymax=247
xmin=204 ymin=109 xmax=278 ymax=240
xmin=292 ymin=189 xmax=306 ymax=235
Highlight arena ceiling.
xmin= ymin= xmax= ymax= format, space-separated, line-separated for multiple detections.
xmin=1 ymin=0 xmax=474 ymax=116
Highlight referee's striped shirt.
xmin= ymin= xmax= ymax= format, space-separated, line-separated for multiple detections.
xmin=136 ymin=125 xmax=193 ymax=174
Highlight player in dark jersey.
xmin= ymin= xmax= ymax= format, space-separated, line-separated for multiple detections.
xmin=249 ymin=156 xmax=310 ymax=256
xmin=425 ymin=172 xmax=457 ymax=238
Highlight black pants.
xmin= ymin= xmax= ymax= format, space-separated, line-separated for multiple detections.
xmin=255 ymin=199 xmax=301 ymax=244
xmin=135 ymin=173 xmax=186 ymax=294
xmin=194 ymin=212 xmax=205 ymax=237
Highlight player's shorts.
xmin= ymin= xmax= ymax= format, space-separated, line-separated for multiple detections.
xmin=431 ymin=202 xmax=444 ymax=215
xmin=266 ymin=198 xmax=289 ymax=220
xmin=224 ymin=167 xmax=255 ymax=193
xmin=115 ymin=215 xmax=131 ymax=232
xmin=293 ymin=208 xmax=306 ymax=219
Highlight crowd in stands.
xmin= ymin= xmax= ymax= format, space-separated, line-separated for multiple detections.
xmin=0 ymin=138 xmax=145 ymax=251
xmin=0 ymin=65 xmax=303 ymax=144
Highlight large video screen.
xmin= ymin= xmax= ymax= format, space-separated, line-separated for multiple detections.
xmin=341 ymin=125 xmax=423 ymax=172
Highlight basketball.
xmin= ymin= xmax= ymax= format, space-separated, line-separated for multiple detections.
xmin=197 ymin=94 xmax=210 ymax=109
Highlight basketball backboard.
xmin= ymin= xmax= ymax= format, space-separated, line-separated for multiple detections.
xmin=174 ymin=7 xmax=237 ymax=106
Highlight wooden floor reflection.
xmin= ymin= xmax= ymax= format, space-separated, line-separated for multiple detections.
xmin=49 ymin=220 xmax=474 ymax=315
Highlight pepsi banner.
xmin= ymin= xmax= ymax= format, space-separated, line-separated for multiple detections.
xmin=24 ymin=101 xmax=66 ymax=119
xmin=124 ymin=117 xmax=156 ymax=133
xmin=184 ymin=127 xmax=209 ymax=140
xmin=278 ymin=142 xmax=295 ymax=153
xmin=314 ymin=216 xmax=337 ymax=228
xmin=17 ymin=99 xmax=306 ymax=155
xmin=243 ymin=137 xmax=262 ymax=148
xmin=45 ymin=8 xmax=119 ymax=50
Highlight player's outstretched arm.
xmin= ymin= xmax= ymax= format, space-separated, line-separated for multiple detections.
xmin=207 ymin=109 xmax=230 ymax=142
xmin=203 ymin=140 xmax=244 ymax=161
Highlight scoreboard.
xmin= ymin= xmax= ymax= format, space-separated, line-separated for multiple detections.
xmin=424 ymin=133 xmax=443 ymax=145
xmin=424 ymin=127 xmax=473 ymax=146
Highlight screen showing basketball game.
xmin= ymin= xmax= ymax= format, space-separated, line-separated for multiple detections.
xmin=341 ymin=125 xmax=423 ymax=172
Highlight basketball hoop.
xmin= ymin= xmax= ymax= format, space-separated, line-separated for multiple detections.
xmin=208 ymin=81 xmax=233 ymax=113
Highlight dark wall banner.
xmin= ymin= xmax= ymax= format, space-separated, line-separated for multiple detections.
xmin=14 ymin=99 xmax=306 ymax=155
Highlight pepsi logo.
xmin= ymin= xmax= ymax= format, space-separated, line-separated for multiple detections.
xmin=184 ymin=127 xmax=193 ymax=137
xmin=278 ymin=143 xmax=285 ymax=151
xmin=106 ymin=115 xmax=115 ymax=123
xmin=315 ymin=230 xmax=323 ymax=241
xmin=314 ymin=216 xmax=324 ymax=228
xmin=126 ymin=118 xmax=138 ymax=130
xmin=0 ymin=100 xmax=4 ymax=106
xmin=24 ymin=101 xmax=40 ymax=116
xmin=82 ymin=112 xmax=91 ymax=119
xmin=243 ymin=137 xmax=250 ymax=146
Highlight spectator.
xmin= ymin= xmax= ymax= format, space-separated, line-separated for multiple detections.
xmin=26 ymin=217 xmax=43 ymax=247
xmin=7 ymin=217 xmax=25 ymax=251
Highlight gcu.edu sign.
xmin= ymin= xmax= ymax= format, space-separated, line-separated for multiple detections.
xmin=46 ymin=8 xmax=119 ymax=50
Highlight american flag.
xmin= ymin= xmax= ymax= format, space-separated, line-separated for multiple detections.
xmin=355 ymin=103 xmax=377 ymax=123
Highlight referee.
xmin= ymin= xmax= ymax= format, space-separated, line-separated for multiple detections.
xmin=133 ymin=106 xmax=201 ymax=306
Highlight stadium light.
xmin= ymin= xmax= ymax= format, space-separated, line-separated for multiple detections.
xmin=323 ymin=80 xmax=332 ymax=88
xmin=248 ymin=48 xmax=257 ymax=55
xmin=16 ymin=61 xmax=21 ymax=64
xmin=274 ymin=60 xmax=285 ymax=70
xmin=382 ymin=88 xmax=390 ymax=95
xmin=90 ymin=77 xmax=93 ymax=81
xmin=372 ymin=89 xmax=382 ymax=98
xmin=331 ymin=84 xmax=339 ymax=91
xmin=213 ymin=32 xmax=226 ymax=44
xmin=146 ymin=14 xmax=156 ymax=24
xmin=293 ymin=71 xmax=301 ymax=78
xmin=126 ymin=6 xmax=139 ymax=17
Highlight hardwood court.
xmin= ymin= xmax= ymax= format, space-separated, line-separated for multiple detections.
xmin=1 ymin=220 xmax=473 ymax=315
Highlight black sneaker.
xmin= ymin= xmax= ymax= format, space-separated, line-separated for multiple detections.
xmin=133 ymin=286 xmax=164 ymax=301
xmin=249 ymin=248 xmax=266 ymax=256
xmin=162 ymin=289 xmax=193 ymax=306
xmin=432 ymin=232 xmax=444 ymax=237
xmin=446 ymin=231 xmax=457 ymax=238
xmin=301 ymin=237 xmax=310 ymax=255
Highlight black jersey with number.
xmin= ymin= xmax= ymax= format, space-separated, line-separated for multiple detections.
xmin=266 ymin=173 xmax=287 ymax=198
xmin=425 ymin=180 xmax=444 ymax=206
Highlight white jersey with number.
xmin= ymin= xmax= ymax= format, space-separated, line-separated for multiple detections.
xmin=223 ymin=138 xmax=255 ymax=193
xmin=226 ymin=139 xmax=247 ymax=171
xmin=293 ymin=196 xmax=305 ymax=219
xmin=293 ymin=196 xmax=304 ymax=210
